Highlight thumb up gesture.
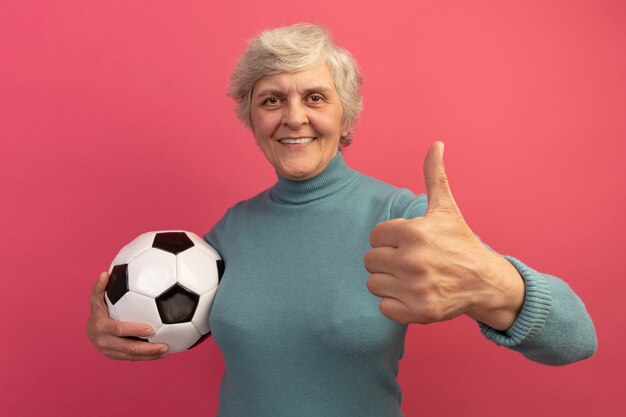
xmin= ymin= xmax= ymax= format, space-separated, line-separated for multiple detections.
xmin=365 ymin=142 xmax=525 ymax=330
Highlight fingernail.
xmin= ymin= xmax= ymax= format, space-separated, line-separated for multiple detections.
xmin=143 ymin=327 xmax=153 ymax=336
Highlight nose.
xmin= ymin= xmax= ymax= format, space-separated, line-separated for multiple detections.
xmin=281 ymin=100 xmax=308 ymax=129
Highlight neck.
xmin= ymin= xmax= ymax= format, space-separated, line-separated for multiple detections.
xmin=270 ymin=152 xmax=357 ymax=205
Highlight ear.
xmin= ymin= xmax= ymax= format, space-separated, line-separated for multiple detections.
xmin=340 ymin=122 xmax=351 ymax=141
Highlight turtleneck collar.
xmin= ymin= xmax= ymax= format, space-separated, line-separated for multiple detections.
xmin=269 ymin=152 xmax=358 ymax=205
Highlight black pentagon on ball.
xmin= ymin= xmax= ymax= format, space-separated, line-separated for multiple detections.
xmin=156 ymin=284 xmax=200 ymax=324
xmin=217 ymin=259 xmax=225 ymax=282
xmin=106 ymin=264 xmax=129 ymax=305
xmin=152 ymin=232 xmax=194 ymax=255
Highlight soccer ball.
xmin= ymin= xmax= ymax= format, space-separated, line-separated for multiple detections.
xmin=105 ymin=230 xmax=224 ymax=353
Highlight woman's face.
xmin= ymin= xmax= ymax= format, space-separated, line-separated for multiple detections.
xmin=249 ymin=63 xmax=350 ymax=181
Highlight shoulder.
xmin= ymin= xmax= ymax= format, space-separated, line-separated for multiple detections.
xmin=229 ymin=187 xmax=272 ymax=213
xmin=203 ymin=187 xmax=272 ymax=251
xmin=351 ymin=170 xmax=428 ymax=220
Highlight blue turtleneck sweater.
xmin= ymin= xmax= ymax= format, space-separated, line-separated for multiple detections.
xmin=204 ymin=152 xmax=596 ymax=417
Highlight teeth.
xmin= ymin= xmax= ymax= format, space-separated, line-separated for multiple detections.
xmin=279 ymin=137 xmax=315 ymax=144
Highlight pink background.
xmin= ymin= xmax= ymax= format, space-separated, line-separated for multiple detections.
xmin=1 ymin=1 xmax=625 ymax=416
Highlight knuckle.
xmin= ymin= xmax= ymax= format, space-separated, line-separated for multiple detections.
xmin=114 ymin=323 xmax=126 ymax=337
xmin=407 ymin=278 xmax=425 ymax=296
xmin=379 ymin=298 xmax=392 ymax=316
xmin=86 ymin=325 xmax=98 ymax=345
xmin=370 ymin=219 xmax=404 ymax=246
xmin=363 ymin=251 xmax=374 ymax=271
xmin=368 ymin=227 xmax=378 ymax=246
xmin=89 ymin=292 xmax=107 ymax=311
xmin=88 ymin=293 xmax=99 ymax=308
xmin=437 ymin=175 xmax=450 ymax=191
xmin=93 ymin=336 xmax=108 ymax=350
xmin=94 ymin=318 xmax=109 ymax=335
xmin=366 ymin=275 xmax=378 ymax=294
xmin=404 ymin=219 xmax=425 ymax=239
xmin=93 ymin=277 xmax=106 ymax=294
xmin=379 ymin=299 xmax=408 ymax=324
xmin=397 ymin=250 xmax=419 ymax=272
xmin=369 ymin=225 xmax=384 ymax=247
xmin=126 ymin=345 xmax=138 ymax=361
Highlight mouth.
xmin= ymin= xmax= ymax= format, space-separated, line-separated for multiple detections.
xmin=277 ymin=137 xmax=317 ymax=144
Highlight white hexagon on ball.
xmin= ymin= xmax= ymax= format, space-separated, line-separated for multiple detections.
xmin=177 ymin=246 xmax=220 ymax=295
xmin=128 ymin=248 xmax=177 ymax=298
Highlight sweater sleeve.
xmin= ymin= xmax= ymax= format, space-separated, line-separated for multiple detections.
xmin=389 ymin=189 xmax=428 ymax=219
xmin=478 ymin=256 xmax=597 ymax=365
xmin=203 ymin=207 xmax=233 ymax=256
xmin=389 ymin=189 xmax=597 ymax=366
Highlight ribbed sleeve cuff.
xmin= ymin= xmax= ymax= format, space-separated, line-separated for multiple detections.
xmin=478 ymin=256 xmax=552 ymax=347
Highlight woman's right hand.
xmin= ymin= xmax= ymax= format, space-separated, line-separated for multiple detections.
xmin=86 ymin=271 xmax=169 ymax=361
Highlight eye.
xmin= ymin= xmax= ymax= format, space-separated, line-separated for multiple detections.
xmin=262 ymin=97 xmax=281 ymax=106
xmin=307 ymin=94 xmax=323 ymax=103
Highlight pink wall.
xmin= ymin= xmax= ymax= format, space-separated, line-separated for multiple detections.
xmin=2 ymin=1 xmax=624 ymax=416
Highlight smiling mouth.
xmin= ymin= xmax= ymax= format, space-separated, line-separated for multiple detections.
xmin=278 ymin=137 xmax=316 ymax=144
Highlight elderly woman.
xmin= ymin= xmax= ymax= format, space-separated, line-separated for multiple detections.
xmin=87 ymin=24 xmax=596 ymax=416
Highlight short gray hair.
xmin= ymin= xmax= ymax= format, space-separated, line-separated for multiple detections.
xmin=228 ymin=23 xmax=363 ymax=147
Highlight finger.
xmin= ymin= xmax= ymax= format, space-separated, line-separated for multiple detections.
xmin=423 ymin=141 xmax=459 ymax=214
xmin=93 ymin=271 xmax=109 ymax=295
xmin=102 ymin=318 xmax=156 ymax=339
xmin=104 ymin=349 xmax=169 ymax=361
xmin=364 ymin=246 xmax=399 ymax=274
xmin=90 ymin=272 xmax=110 ymax=310
xmin=366 ymin=273 xmax=401 ymax=298
xmin=369 ymin=218 xmax=406 ymax=248
xmin=379 ymin=297 xmax=412 ymax=324
xmin=102 ymin=339 xmax=169 ymax=361
xmin=95 ymin=320 xmax=169 ymax=357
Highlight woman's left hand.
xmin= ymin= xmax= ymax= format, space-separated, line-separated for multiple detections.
xmin=364 ymin=142 xmax=525 ymax=331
